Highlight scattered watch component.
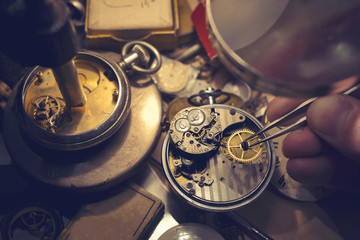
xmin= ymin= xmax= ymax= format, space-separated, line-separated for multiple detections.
xmin=151 ymin=55 xmax=199 ymax=96
xmin=1 ymin=204 xmax=64 ymax=240
xmin=162 ymin=104 xmax=275 ymax=211
xmin=29 ymin=95 xmax=67 ymax=132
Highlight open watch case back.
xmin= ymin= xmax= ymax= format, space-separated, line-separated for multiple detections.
xmin=2 ymin=41 xmax=163 ymax=192
xmin=161 ymin=89 xmax=276 ymax=211
xmin=161 ymin=87 xmax=337 ymax=212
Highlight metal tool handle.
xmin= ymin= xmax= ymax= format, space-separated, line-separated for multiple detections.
xmin=225 ymin=212 xmax=274 ymax=240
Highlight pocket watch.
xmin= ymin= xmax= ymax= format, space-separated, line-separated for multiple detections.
xmin=161 ymin=88 xmax=276 ymax=211
xmin=2 ymin=41 xmax=163 ymax=191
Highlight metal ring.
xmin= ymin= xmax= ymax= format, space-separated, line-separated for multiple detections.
xmin=121 ymin=41 xmax=162 ymax=74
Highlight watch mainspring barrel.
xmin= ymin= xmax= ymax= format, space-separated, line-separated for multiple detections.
xmin=162 ymin=105 xmax=275 ymax=211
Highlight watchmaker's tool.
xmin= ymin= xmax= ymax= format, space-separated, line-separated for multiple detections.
xmin=224 ymin=212 xmax=274 ymax=240
xmin=161 ymin=88 xmax=275 ymax=211
xmin=0 ymin=0 xmax=87 ymax=108
xmin=244 ymin=82 xmax=360 ymax=148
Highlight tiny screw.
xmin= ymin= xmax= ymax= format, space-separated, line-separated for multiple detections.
xmin=186 ymin=182 xmax=193 ymax=188
xmin=112 ymin=89 xmax=119 ymax=101
xmin=200 ymin=176 xmax=205 ymax=181
xmin=198 ymin=181 xmax=205 ymax=187
xmin=189 ymin=189 xmax=196 ymax=195
xmin=36 ymin=72 xmax=45 ymax=82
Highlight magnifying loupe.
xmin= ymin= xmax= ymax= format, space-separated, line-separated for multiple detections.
xmin=206 ymin=0 xmax=360 ymax=97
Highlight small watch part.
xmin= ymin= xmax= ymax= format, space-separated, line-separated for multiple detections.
xmin=169 ymin=107 xmax=220 ymax=155
xmin=30 ymin=96 xmax=67 ymax=132
xmin=172 ymin=155 xmax=207 ymax=179
xmin=221 ymin=129 xmax=265 ymax=164
xmin=192 ymin=173 xmax=214 ymax=186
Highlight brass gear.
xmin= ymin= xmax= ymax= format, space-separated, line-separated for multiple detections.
xmin=223 ymin=129 xmax=264 ymax=163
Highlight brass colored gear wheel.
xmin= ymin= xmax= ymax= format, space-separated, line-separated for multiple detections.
xmin=224 ymin=129 xmax=264 ymax=163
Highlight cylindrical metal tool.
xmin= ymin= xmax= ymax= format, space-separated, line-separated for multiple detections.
xmin=0 ymin=0 xmax=85 ymax=107
xmin=52 ymin=59 xmax=87 ymax=107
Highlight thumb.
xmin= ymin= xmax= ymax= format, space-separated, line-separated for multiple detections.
xmin=307 ymin=94 xmax=360 ymax=162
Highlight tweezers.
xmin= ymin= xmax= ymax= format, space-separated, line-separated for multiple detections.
xmin=245 ymin=83 xmax=360 ymax=148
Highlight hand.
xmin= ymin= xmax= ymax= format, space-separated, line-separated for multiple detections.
xmin=267 ymin=94 xmax=360 ymax=195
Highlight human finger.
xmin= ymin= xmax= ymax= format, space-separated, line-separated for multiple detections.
xmin=307 ymin=94 xmax=360 ymax=162
xmin=266 ymin=97 xmax=306 ymax=125
xmin=287 ymin=154 xmax=360 ymax=195
xmin=282 ymin=127 xmax=324 ymax=158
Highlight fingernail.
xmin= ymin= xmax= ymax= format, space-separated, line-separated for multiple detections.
xmin=307 ymin=95 xmax=352 ymax=138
